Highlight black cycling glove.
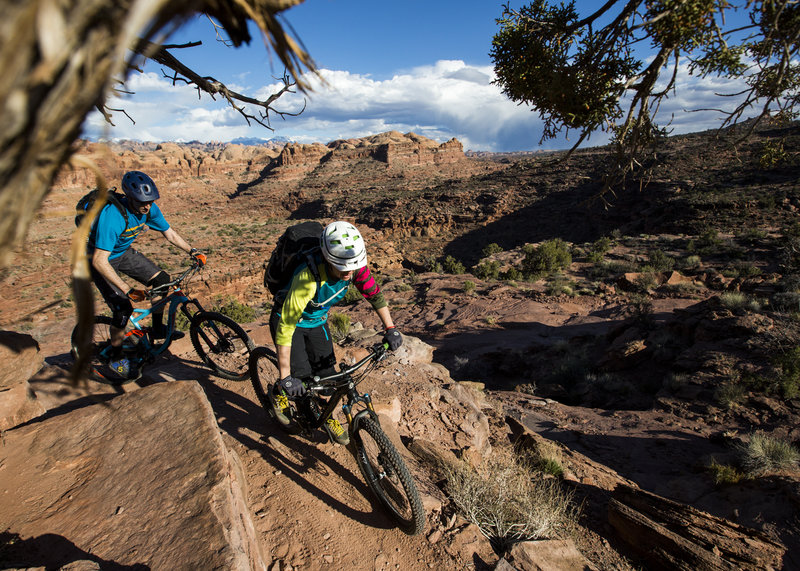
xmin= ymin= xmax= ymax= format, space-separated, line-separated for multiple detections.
xmin=279 ymin=375 xmax=306 ymax=397
xmin=383 ymin=327 xmax=403 ymax=351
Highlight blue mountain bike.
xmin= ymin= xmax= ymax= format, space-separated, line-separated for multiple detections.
xmin=71 ymin=261 xmax=254 ymax=383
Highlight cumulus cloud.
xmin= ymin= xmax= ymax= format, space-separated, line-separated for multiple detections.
xmin=83 ymin=60 xmax=756 ymax=151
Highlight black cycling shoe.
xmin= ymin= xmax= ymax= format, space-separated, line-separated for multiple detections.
xmin=152 ymin=327 xmax=184 ymax=340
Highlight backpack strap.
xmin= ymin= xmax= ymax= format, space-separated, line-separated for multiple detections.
xmin=303 ymin=250 xmax=322 ymax=302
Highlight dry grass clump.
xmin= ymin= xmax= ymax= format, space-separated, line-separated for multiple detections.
xmin=737 ymin=432 xmax=800 ymax=476
xmin=443 ymin=447 xmax=576 ymax=550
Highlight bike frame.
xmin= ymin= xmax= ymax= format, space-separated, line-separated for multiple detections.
xmin=297 ymin=345 xmax=389 ymax=435
xmin=123 ymin=264 xmax=206 ymax=358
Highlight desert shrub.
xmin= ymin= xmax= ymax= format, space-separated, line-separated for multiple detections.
xmin=473 ymin=260 xmax=500 ymax=280
xmin=212 ymin=296 xmax=257 ymax=323
xmin=625 ymin=293 xmax=653 ymax=323
xmin=688 ymin=228 xmax=723 ymax=255
xmin=342 ymin=284 xmax=362 ymax=305
xmin=521 ymin=239 xmax=572 ymax=279
xmin=443 ymin=255 xmax=466 ymax=274
xmin=771 ymin=292 xmax=800 ymax=313
xmin=736 ymin=228 xmax=767 ymax=244
xmin=719 ymin=292 xmax=761 ymax=312
xmin=529 ymin=440 xmax=565 ymax=478
xmin=394 ymin=282 xmax=413 ymax=292
xmin=646 ymin=249 xmax=675 ymax=272
xmin=328 ymin=312 xmax=351 ymax=343
xmin=708 ymin=458 xmax=746 ymax=486
xmin=715 ymin=380 xmax=747 ymax=410
xmin=424 ymin=255 xmax=442 ymax=273
xmin=677 ymin=254 xmax=702 ymax=271
xmin=463 ymin=280 xmax=476 ymax=294
xmin=502 ymin=267 xmax=523 ymax=281
xmin=721 ymin=261 xmax=760 ymax=278
xmin=443 ymin=448 xmax=576 ymax=550
xmin=482 ymin=243 xmax=503 ymax=257
xmin=737 ymin=432 xmax=800 ymax=476
xmin=586 ymin=236 xmax=613 ymax=263
xmin=545 ymin=276 xmax=575 ymax=296
xmin=633 ymin=271 xmax=659 ymax=292
xmin=773 ymin=348 xmax=800 ymax=399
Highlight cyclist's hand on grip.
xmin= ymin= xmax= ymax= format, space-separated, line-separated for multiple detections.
xmin=279 ymin=375 xmax=306 ymax=397
xmin=383 ymin=326 xmax=403 ymax=351
xmin=126 ymin=288 xmax=149 ymax=302
xmin=190 ymin=248 xmax=207 ymax=267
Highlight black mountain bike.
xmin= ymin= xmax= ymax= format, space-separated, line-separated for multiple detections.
xmin=72 ymin=261 xmax=254 ymax=383
xmin=249 ymin=343 xmax=426 ymax=536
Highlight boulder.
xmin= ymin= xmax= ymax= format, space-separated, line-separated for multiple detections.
xmin=0 ymin=330 xmax=45 ymax=431
xmin=506 ymin=539 xmax=596 ymax=571
xmin=0 ymin=381 xmax=266 ymax=570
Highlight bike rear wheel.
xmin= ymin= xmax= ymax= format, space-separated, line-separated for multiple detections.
xmin=248 ymin=346 xmax=302 ymax=434
xmin=70 ymin=315 xmax=143 ymax=384
xmin=352 ymin=416 xmax=426 ymax=535
xmin=190 ymin=311 xmax=254 ymax=381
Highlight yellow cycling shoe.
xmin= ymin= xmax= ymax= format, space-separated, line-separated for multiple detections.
xmin=324 ymin=417 xmax=349 ymax=445
xmin=270 ymin=385 xmax=292 ymax=426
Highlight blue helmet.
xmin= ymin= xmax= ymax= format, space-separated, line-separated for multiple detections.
xmin=121 ymin=171 xmax=160 ymax=202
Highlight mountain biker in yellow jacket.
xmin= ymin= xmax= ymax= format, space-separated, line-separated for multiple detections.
xmin=269 ymin=221 xmax=403 ymax=444
xmin=88 ymin=171 xmax=206 ymax=378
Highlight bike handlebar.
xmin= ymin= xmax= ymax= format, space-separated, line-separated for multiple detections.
xmin=307 ymin=343 xmax=388 ymax=391
xmin=147 ymin=260 xmax=202 ymax=297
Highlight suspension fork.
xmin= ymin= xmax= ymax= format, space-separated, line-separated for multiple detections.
xmin=342 ymin=390 xmax=378 ymax=433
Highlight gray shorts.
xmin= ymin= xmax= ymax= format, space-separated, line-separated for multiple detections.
xmin=91 ymin=248 xmax=163 ymax=328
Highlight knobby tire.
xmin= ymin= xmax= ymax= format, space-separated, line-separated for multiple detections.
xmin=352 ymin=416 xmax=426 ymax=535
xmin=190 ymin=311 xmax=254 ymax=381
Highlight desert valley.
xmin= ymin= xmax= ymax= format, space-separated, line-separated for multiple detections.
xmin=2 ymin=123 xmax=800 ymax=570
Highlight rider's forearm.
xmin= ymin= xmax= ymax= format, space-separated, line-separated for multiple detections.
xmin=277 ymin=344 xmax=292 ymax=379
xmin=92 ymin=251 xmax=130 ymax=293
xmin=162 ymin=227 xmax=193 ymax=253
xmin=376 ymin=305 xmax=395 ymax=330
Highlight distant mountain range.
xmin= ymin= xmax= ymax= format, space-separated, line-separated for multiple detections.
xmin=229 ymin=136 xmax=292 ymax=147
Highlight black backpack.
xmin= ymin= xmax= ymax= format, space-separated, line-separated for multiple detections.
xmin=75 ymin=187 xmax=151 ymax=227
xmin=263 ymin=221 xmax=323 ymax=296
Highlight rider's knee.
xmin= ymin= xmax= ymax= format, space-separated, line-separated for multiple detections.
xmin=147 ymin=271 xmax=170 ymax=289
xmin=111 ymin=298 xmax=133 ymax=329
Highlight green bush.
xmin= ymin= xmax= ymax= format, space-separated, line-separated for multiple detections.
xmin=342 ymin=284 xmax=362 ymax=304
xmin=586 ymin=236 xmax=613 ymax=263
xmin=473 ymin=260 xmax=500 ymax=280
xmin=463 ymin=280 xmax=476 ymax=294
xmin=502 ymin=267 xmax=523 ymax=281
xmin=212 ymin=296 xmax=257 ymax=324
xmin=521 ymin=239 xmax=572 ymax=279
xmin=328 ymin=312 xmax=351 ymax=343
xmin=708 ymin=458 xmax=746 ymax=486
xmin=647 ymin=249 xmax=675 ymax=272
xmin=443 ymin=255 xmax=466 ymax=274
xmin=424 ymin=255 xmax=442 ymax=273
xmin=482 ymin=243 xmax=504 ymax=257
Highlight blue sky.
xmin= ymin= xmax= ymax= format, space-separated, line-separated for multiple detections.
xmin=82 ymin=1 xmax=756 ymax=152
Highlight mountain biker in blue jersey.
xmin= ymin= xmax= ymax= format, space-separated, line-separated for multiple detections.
xmin=88 ymin=170 xmax=206 ymax=378
xmin=269 ymin=221 xmax=403 ymax=445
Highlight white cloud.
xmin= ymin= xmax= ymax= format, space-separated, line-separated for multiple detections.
xmin=83 ymin=59 xmax=758 ymax=151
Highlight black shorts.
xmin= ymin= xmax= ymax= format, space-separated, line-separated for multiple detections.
xmin=269 ymin=308 xmax=336 ymax=379
xmin=91 ymin=248 xmax=162 ymax=328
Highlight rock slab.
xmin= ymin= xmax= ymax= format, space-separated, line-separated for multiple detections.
xmin=0 ymin=381 xmax=266 ymax=570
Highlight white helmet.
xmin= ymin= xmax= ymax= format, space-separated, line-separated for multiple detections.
xmin=320 ymin=221 xmax=367 ymax=272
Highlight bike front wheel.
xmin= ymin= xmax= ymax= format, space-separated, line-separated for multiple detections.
xmin=70 ymin=315 xmax=142 ymax=384
xmin=352 ymin=416 xmax=426 ymax=535
xmin=190 ymin=311 xmax=254 ymax=381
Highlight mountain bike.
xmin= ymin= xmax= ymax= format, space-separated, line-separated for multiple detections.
xmin=71 ymin=261 xmax=254 ymax=384
xmin=249 ymin=343 xmax=426 ymax=536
